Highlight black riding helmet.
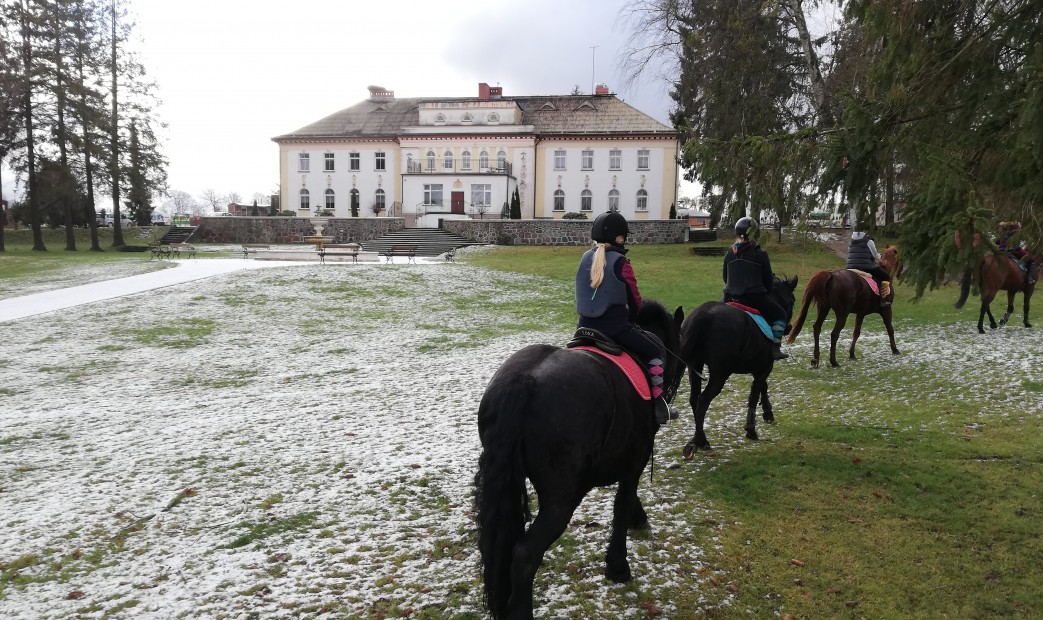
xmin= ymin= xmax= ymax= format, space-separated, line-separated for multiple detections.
xmin=592 ymin=211 xmax=629 ymax=244
xmin=735 ymin=216 xmax=758 ymax=240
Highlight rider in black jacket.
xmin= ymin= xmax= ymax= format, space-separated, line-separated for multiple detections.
xmin=722 ymin=217 xmax=788 ymax=360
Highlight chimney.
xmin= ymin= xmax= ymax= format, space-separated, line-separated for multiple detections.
xmin=367 ymin=85 xmax=395 ymax=102
xmin=489 ymin=85 xmax=502 ymax=100
xmin=478 ymin=82 xmax=490 ymax=100
xmin=595 ymin=83 xmax=610 ymax=95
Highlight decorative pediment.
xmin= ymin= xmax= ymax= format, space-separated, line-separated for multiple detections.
xmin=538 ymin=101 xmax=556 ymax=111
xmin=574 ymin=101 xmax=597 ymax=111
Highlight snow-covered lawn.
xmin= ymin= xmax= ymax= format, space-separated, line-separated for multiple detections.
xmin=1 ymin=257 xmax=1041 ymax=618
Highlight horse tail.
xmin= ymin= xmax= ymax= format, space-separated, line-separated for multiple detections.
xmin=475 ymin=368 xmax=533 ymax=620
xmin=955 ymin=267 xmax=973 ymax=309
xmin=787 ymin=271 xmax=830 ymax=344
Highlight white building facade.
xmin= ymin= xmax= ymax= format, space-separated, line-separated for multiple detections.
xmin=273 ymin=84 xmax=679 ymax=227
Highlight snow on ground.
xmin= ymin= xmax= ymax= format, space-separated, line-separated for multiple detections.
xmin=0 ymin=257 xmax=1041 ymax=619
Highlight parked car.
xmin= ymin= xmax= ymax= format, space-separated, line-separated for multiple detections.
xmin=96 ymin=214 xmax=135 ymax=227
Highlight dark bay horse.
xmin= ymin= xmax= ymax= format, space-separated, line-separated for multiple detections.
xmin=475 ymin=300 xmax=685 ymax=620
xmin=787 ymin=247 xmax=901 ymax=368
xmin=678 ymin=276 xmax=798 ymax=457
xmin=955 ymin=251 xmax=1039 ymax=333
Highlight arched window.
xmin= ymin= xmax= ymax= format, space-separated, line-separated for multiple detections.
xmin=325 ymin=188 xmax=335 ymax=211
xmin=374 ymin=189 xmax=386 ymax=212
xmin=434 ymin=113 xmax=446 ymax=125
xmin=299 ymin=188 xmax=310 ymax=210
xmin=462 ymin=150 xmax=472 ymax=170
xmin=444 ymin=150 xmax=454 ymax=170
xmin=636 ymin=189 xmax=648 ymax=212
xmin=580 ymin=189 xmax=592 ymax=212
xmin=553 ymin=189 xmax=565 ymax=211
xmin=496 ymin=150 xmax=507 ymax=170
xmin=479 ymin=150 xmax=489 ymax=170
xmin=608 ymin=189 xmax=620 ymax=212
xmin=461 ymin=113 xmax=473 ymax=124
xmin=426 ymin=150 xmax=436 ymax=171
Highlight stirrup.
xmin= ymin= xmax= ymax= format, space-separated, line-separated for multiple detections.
xmin=654 ymin=398 xmax=671 ymax=424
xmin=771 ymin=345 xmax=789 ymax=360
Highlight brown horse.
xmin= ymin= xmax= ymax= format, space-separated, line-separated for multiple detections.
xmin=955 ymin=251 xmax=1039 ymax=333
xmin=787 ymin=247 xmax=900 ymax=367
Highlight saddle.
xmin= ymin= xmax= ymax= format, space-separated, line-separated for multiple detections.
xmin=566 ymin=328 xmax=651 ymax=400
xmin=724 ymin=302 xmax=775 ymax=342
xmin=847 ymin=269 xmax=882 ymax=296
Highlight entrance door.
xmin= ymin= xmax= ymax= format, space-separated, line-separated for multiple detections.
xmin=451 ymin=191 xmax=465 ymax=214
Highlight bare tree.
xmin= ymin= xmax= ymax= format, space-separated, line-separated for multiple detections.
xmin=200 ymin=188 xmax=224 ymax=213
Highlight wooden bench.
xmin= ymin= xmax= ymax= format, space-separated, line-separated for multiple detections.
xmin=318 ymin=243 xmax=361 ymax=264
xmin=379 ymin=245 xmax=418 ymax=264
xmin=149 ymin=244 xmax=172 ymax=260
xmin=242 ymin=244 xmax=270 ymax=258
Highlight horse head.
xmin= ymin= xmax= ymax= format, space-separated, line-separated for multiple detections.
xmin=771 ymin=275 xmax=799 ymax=334
xmin=879 ymin=244 xmax=901 ymax=280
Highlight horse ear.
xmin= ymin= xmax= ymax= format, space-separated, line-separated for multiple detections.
xmin=788 ymin=275 xmax=798 ymax=290
xmin=673 ymin=306 xmax=685 ymax=326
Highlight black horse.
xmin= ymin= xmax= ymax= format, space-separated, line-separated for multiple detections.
xmin=679 ymin=276 xmax=798 ymax=458
xmin=475 ymin=300 xmax=685 ymax=620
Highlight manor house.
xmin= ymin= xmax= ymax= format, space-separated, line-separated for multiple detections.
xmin=272 ymin=83 xmax=679 ymax=227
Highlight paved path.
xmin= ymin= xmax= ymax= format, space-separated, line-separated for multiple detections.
xmin=0 ymin=259 xmax=304 ymax=323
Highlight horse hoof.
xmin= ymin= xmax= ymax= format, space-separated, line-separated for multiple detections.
xmin=745 ymin=429 xmax=759 ymax=440
xmin=1025 ymin=323 xmax=1032 ymax=328
xmin=892 ymin=348 xmax=900 ymax=355
xmin=763 ymin=414 xmax=775 ymax=424
xmin=811 ymin=359 xmax=820 ymax=368
xmin=605 ymin=562 xmax=632 ymax=583
xmin=683 ymin=443 xmax=696 ymax=461
xmin=830 ymin=361 xmax=840 ymax=368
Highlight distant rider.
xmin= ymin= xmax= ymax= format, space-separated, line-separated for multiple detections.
xmin=846 ymin=230 xmax=892 ymax=307
xmin=722 ymin=217 xmax=789 ymax=360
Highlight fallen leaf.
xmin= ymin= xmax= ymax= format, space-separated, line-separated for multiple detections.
xmin=828 ymin=587 xmax=842 ymax=594
xmin=847 ymin=600 xmax=858 ymax=608
xmin=66 ymin=591 xmax=85 ymax=600
xmin=852 ymin=458 xmax=862 ymax=464
xmin=708 ymin=577 xmax=720 ymax=586
xmin=790 ymin=559 xmax=805 ymax=567
xmin=726 ymin=584 xmax=739 ymax=593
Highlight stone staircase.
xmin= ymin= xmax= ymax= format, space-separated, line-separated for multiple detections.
xmin=159 ymin=226 xmax=197 ymax=244
xmin=361 ymin=228 xmax=485 ymax=258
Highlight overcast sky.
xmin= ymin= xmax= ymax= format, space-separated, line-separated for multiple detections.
xmin=127 ymin=0 xmax=692 ymax=208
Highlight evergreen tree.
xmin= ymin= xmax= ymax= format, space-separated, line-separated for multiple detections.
xmin=509 ymin=187 xmax=521 ymax=219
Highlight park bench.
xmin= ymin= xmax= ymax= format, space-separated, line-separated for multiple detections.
xmin=318 ymin=243 xmax=361 ymax=264
xmin=380 ymin=245 xmax=418 ymax=264
xmin=149 ymin=244 xmax=172 ymax=260
xmin=171 ymin=243 xmax=197 ymax=259
xmin=241 ymin=244 xmax=270 ymax=258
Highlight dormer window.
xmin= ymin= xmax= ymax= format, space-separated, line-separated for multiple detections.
xmin=434 ymin=113 xmax=446 ymax=125
xmin=487 ymin=112 xmax=500 ymax=124
xmin=461 ymin=113 xmax=473 ymax=124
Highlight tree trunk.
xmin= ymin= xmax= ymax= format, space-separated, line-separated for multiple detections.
xmin=109 ymin=0 xmax=123 ymax=247
xmin=781 ymin=0 xmax=833 ymax=126
xmin=20 ymin=0 xmax=45 ymax=251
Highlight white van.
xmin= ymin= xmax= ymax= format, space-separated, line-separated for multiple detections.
xmin=96 ymin=214 xmax=135 ymax=227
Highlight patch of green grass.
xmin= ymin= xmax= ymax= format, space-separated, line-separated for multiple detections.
xmin=128 ymin=318 xmax=216 ymax=348
xmin=226 ymin=512 xmax=319 ymax=549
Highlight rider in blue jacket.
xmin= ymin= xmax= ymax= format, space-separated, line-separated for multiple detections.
xmin=576 ymin=212 xmax=672 ymax=424
xmin=722 ymin=217 xmax=788 ymax=360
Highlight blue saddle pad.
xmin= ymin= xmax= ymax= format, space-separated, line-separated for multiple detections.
xmin=746 ymin=312 xmax=775 ymax=341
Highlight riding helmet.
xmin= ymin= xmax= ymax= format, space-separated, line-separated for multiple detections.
xmin=735 ymin=216 xmax=758 ymax=240
xmin=591 ymin=211 xmax=629 ymax=243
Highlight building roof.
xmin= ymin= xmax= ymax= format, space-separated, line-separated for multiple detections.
xmin=272 ymin=94 xmax=675 ymax=142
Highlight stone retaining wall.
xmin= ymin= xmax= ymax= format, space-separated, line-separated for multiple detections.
xmin=443 ymin=219 xmax=688 ymax=246
xmin=193 ymin=217 xmax=404 ymax=244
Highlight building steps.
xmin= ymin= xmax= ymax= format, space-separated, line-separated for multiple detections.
xmin=159 ymin=226 xmax=197 ymax=244
xmin=361 ymin=228 xmax=485 ymax=257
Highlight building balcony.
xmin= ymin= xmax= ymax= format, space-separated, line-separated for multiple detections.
xmin=404 ymin=161 xmax=513 ymax=176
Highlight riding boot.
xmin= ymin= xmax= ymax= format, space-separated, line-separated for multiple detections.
xmin=771 ymin=322 xmax=789 ymax=360
xmin=647 ymin=358 xmax=671 ymax=424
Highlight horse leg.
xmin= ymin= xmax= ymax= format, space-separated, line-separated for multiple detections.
xmin=507 ymin=499 xmax=578 ymax=620
xmin=684 ymin=373 xmax=726 ymax=458
xmin=1024 ymin=290 xmax=1032 ymax=328
xmin=744 ymin=376 xmax=768 ymax=440
xmin=606 ymin=477 xmax=642 ymax=582
xmin=999 ymin=290 xmax=1015 ymax=326
xmin=979 ymin=296 xmax=995 ymax=333
xmin=882 ymin=306 xmax=900 ymax=354
xmin=829 ymin=311 xmax=850 ymax=367
xmin=759 ymin=379 xmax=774 ymax=424
xmin=849 ymin=314 xmax=865 ymax=360
xmin=811 ymin=306 xmax=828 ymax=368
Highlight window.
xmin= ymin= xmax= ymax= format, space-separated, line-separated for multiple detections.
xmin=488 ymin=112 xmax=500 ymax=123
xmin=471 ymin=184 xmax=491 ymax=207
xmin=581 ymin=149 xmax=593 ymax=170
xmin=349 ymin=152 xmax=360 ymax=171
xmin=580 ymin=189 xmax=592 ymax=212
xmin=496 ymin=150 xmax=506 ymax=170
xmin=299 ymin=188 xmax=310 ymax=210
xmin=461 ymin=113 xmax=473 ymax=124
xmin=435 ymin=113 xmax=446 ymax=125
xmin=462 ymin=151 xmax=472 ymax=170
xmin=325 ymin=188 xmax=335 ymax=210
xmin=608 ymin=189 xmax=620 ymax=212
xmin=324 ymin=152 xmax=335 ymax=172
xmin=298 ymin=153 xmax=310 ymax=172
xmin=636 ymin=189 xmax=648 ymax=212
xmin=444 ymin=150 xmax=454 ymax=170
xmin=637 ymin=149 xmax=649 ymax=170
xmin=609 ymin=149 xmax=621 ymax=170
xmin=375 ymin=151 xmax=386 ymax=171
xmin=350 ymin=189 xmax=360 ymax=213
xmin=479 ymin=151 xmax=489 ymax=170
xmin=554 ymin=150 xmax=566 ymax=170
xmin=424 ymin=183 xmax=443 ymax=206
xmin=374 ymin=189 xmax=386 ymax=211
xmin=426 ymin=150 xmax=436 ymax=171
xmin=553 ymin=189 xmax=565 ymax=211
